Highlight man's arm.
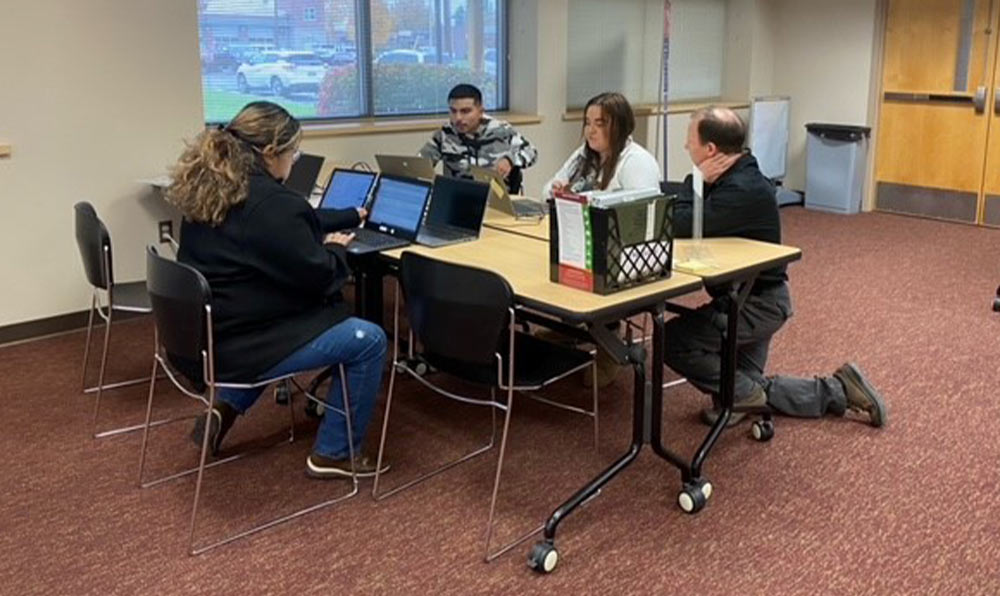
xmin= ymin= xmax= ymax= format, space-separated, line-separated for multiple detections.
xmin=505 ymin=127 xmax=538 ymax=169
xmin=418 ymin=129 xmax=444 ymax=165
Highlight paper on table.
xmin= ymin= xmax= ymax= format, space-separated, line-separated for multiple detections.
xmin=555 ymin=198 xmax=587 ymax=270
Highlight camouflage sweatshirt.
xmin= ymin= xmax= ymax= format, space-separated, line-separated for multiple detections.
xmin=418 ymin=115 xmax=538 ymax=179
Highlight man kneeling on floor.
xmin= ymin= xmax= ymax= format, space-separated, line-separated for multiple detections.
xmin=666 ymin=106 xmax=887 ymax=428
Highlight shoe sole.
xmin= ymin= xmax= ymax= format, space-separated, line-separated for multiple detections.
xmin=304 ymin=457 xmax=390 ymax=480
xmin=841 ymin=363 xmax=888 ymax=428
xmin=699 ymin=408 xmax=749 ymax=428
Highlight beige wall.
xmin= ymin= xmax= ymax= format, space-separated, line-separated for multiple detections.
xmin=766 ymin=0 xmax=880 ymax=191
xmin=0 ymin=0 xmax=882 ymax=328
xmin=0 ymin=1 xmax=206 ymax=327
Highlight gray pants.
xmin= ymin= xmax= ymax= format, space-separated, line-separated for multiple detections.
xmin=663 ymin=282 xmax=846 ymax=418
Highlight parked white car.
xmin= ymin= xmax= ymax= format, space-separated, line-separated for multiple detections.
xmin=374 ymin=49 xmax=429 ymax=65
xmin=236 ymin=51 xmax=327 ymax=96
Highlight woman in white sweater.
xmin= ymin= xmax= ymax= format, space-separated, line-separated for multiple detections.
xmin=543 ymin=92 xmax=661 ymax=197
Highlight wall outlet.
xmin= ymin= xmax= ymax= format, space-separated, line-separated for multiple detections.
xmin=158 ymin=220 xmax=174 ymax=244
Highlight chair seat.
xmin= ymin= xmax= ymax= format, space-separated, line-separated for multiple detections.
xmin=425 ymin=331 xmax=592 ymax=389
xmin=111 ymin=280 xmax=152 ymax=313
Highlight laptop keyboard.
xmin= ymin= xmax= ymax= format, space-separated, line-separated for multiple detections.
xmin=352 ymin=228 xmax=404 ymax=249
xmin=512 ymin=199 xmax=545 ymax=217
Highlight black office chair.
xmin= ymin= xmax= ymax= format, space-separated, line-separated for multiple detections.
xmin=74 ymin=202 xmax=157 ymax=439
xmin=138 ymin=246 xmax=358 ymax=555
xmin=372 ymin=252 xmax=598 ymax=562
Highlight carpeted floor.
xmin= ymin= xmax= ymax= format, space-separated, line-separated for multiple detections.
xmin=1 ymin=207 xmax=998 ymax=595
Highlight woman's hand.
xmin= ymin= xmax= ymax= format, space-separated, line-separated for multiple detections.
xmin=550 ymin=180 xmax=569 ymax=195
xmin=355 ymin=207 xmax=368 ymax=221
xmin=324 ymin=232 xmax=355 ymax=246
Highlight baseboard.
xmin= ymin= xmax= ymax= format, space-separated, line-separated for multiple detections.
xmin=0 ymin=309 xmax=146 ymax=347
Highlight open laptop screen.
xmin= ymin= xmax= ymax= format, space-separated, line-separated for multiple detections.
xmin=425 ymin=177 xmax=489 ymax=230
xmin=368 ymin=176 xmax=432 ymax=236
xmin=283 ymin=153 xmax=324 ymax=197
xmin=319 ymin=169 xmax=378 ymax=210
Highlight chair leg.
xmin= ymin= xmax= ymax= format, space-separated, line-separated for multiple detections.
xmin=372 ymin=356 xmax=398 ymax=499
xmin=483 ymin=389 xmax=543 ymax=562
xmin=80 ymin=292 xmax=97 ymax=392
xmin=284 ymin=380 xmax=296 ymax=444
xmin=188 ymin=389 xmax=219 ymax=555
xmin=592 ymin=359 xmax=599 ymax=450
xmin=90 ymin=306 xmax=114 ymax=436
xmin=137 ymin=354 xmax=160 ymax=487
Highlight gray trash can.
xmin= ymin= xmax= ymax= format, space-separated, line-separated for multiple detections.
xmin=804 ymin=123 xmax=871 ymax=214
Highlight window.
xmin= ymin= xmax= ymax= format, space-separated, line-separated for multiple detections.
xmin=197 ymin=0 xmax=508 ymax=124
xmin=566 ymin=0 xmax=726 ymax=107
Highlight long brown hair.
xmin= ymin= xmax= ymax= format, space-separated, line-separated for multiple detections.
xmin=572 ymin=92 xmax=636 ymax=190
xmin=167 ymin=101 xmax=301 ymax=226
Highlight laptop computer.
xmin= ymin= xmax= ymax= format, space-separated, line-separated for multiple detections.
xmin=284 ymin=153 xmax=325 ymax=197
xmin=416 ymin=176 xmax=490 ymax=248
xmin=375 ymin=154 xmax=437 ymax=181
xmin=347 ymin=175 xmax=433 ymax=255
xmin=318 ymin=168 xmax=379 ymax=211
xmin=468 ymin=165 xmax=545 ymax=219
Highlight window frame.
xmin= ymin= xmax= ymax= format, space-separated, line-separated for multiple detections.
xmin=199 ymin=0 xmax=510 ymax=125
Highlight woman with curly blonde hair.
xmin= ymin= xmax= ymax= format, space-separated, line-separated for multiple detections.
xmin=168 ymin=101 xmax=388 ymax=478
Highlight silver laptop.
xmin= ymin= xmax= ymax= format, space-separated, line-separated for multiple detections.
xmin=468 ymin=165 xmax=545 ymax=219
xmin=416 ymin=176 xmax=490 ymax=248
xmin=375 ymin=154 xmax=437 ymax=181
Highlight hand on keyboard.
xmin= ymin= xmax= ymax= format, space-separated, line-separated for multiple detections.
xmin=324 ymin=232 xmax=355 ymax=246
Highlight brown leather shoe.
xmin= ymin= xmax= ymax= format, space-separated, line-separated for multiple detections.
xmin=699 ymin=385 xmax=768 ymax=427
xmin=305 ymin=452 xmax=391 ymax=479
xmin=833 ymin=362 xmax=887 ymax=427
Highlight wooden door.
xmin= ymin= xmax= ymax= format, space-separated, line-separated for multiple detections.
xmin=875 ymin=0 xmax=999 ymax=223
xmin=980 ymin=17 xmax=1000 ymax=225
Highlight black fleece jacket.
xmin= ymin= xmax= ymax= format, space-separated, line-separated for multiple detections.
xmin=673 ymin=152 xmax=787 ymax=289
xmin=178 ymin=172 xmax=358 ymax=381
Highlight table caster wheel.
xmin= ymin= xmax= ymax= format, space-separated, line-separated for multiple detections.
xmin=751 ymin=419 xmax=774 ymax=442
xmin=528 ymin=541 xmax=559 ymax=574
xmin=678 ymin=478 xmax=712 ymax=514
xmin=274 ymin=382 xmax=291 ymax=406
xmin=305 ymin=399 xmax=324 ymax=419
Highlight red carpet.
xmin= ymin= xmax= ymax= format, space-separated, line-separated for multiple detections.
xmin=1 ymin=207 xmax=998 ymax=594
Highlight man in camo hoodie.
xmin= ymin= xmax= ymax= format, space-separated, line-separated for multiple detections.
xmin=419 ymin=84 xmax=537 ymax=193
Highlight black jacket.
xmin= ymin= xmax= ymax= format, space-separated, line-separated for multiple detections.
xmin=178 ymin=172 xmax=356 ymax=382
xmin=673 ymin=153 xmax=787 ymax=288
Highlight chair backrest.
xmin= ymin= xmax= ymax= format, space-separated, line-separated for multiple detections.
xmin=399 ymin=252 xmax=513 ymax=375
xmin=146 ymin=245 xmax=212 ymax=386
xmin=74 ymin=201 xmax=112 ymax=289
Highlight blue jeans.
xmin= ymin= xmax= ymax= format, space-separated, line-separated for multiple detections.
xmin=217 ymin=317 xmax=387 ymax=459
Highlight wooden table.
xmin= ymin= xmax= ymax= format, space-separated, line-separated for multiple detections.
xmin=381 ymin=227 xmax=802 ymax=572
xmin=482 ymin=208 xmax=550 ymax=242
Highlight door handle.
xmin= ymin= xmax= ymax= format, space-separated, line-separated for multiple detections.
xmin=995 ymin=88 xmax=1000 ymax=114
xmin=975 ymin=85 xmax=987 ymax=113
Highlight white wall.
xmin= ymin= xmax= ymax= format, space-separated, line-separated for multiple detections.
xmin=0 ymin=1 xmax=205 ymax=327
xmin=766 ymin=0 xmax=879 ymax=191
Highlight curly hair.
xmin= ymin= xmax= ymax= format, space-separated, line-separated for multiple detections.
xmin=167 ymin=101 xmax=302 ymax=226
xmin=573 ymin=92 xmax=636 ymax=191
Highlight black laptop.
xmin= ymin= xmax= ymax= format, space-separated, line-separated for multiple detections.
xmin=284 ymin=153 xmax=325 ymax=197
xmin=318 ymin=168 xmax=379 ymax=210
xmin=347 ymin=175 xmax=433 ymax=255
xmin=416 ymin=176 xmax=490 ymax=248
